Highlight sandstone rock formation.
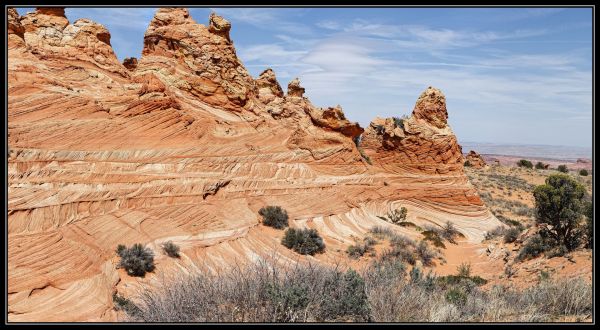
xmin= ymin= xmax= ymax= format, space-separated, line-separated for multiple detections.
xmin=465 ymin=150 xmax=487 ymax=168
xmin=361 ymin=87 xmax=467 ymax=176
xmin=122 ymin=57 xmax=138 ymax=70
xmin=8 ymin=8 xmax=500 ymax=322
xmin=138 ymin=8 xmax=256 ymax=111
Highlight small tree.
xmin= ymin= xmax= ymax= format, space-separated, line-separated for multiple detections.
xmin=579 ymin=169 xmax=589 ymax=176
xmin=161 ymin=241 xmax=180 ymax=258
xmin=533 ymin=174 xmax=586 ymax=251
xmin=557 ymin=165 xmax=569 ymax=173
xmin=535 ymin=161 xmax=545 ymax=170
xmin=517 ymin=159 xmax=533 ymax=169
xmin=259 ymin=206 xmax=289 ymax=229
xmin=387 ymin=207 xmax=408 ymax=224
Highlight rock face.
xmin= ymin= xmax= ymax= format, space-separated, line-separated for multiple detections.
xmin=8 ymin=8 xmax=500 ymax=322
xmin=8 ymin=8 xmax=25 ymax=48
xmin=465 ymin=150 xmax=487 ymax=169
xmin=122 ymin=57 xmax=138 ymax=70
xmin=361 ymin=87 xmax=467 ymax=176
xmin=307 ymin=105 xmax=364 ymax=139
xmin=412 ymin=86 xmax=449 ymax=129
xmin=138 ymin=8 xmax=256 ymax=111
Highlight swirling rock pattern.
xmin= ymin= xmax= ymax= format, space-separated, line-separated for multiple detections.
xmin=8 ymin=8 xmax=500 ymax=321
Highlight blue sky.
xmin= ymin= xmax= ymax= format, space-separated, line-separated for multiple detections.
xmin=16 ymin=7 xmax=593 ymax=148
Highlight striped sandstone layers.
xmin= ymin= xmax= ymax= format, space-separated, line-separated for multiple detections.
xmin=7 ymin=8 xmax=500 ymax=321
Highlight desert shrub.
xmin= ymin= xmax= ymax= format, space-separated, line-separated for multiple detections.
xmin=282 ymin=228 xmax=325 ymax=255
xmin=503 ymin=227 xmax=521 ymax=243
xmin=383 ymin=207 xmax=408 ymax=224
xmin=519 ymin=277 xmax=592 ymax=318
xmin=579 ymin=169 xmax=588 ymax=176
xmin=504 ymin=264 xmax=515 ymax=278
xmin=495 ymin=215 xmax=525 ymax=230
xmin=347 ymin=244 xmax=368 ymax=259
xmin=538 ymin=270 xmax=551 ymax=282
xmin=117 ymin=243 xmax=156 ymax=277
xmin=517 ymin=159 xmax=533 ymax=169
xmin=113 ymin=292 xmax=141 ymax=316
xmin=116 ymin=244 xmax=127 ymax=256
xmin=557 ymin=165 xmax=568 ymax=173
xmin=319 ymin=269 xmax=371 ymax=321
xmin=161 ymin=241 xmax=180 ymax=258
xmin=513 ymin=206 xmax=533 ymax=217
xmin=126 ymin=259 xmax=591 ymax=322
xmin=484 ymin=226 xmax=507 ymax=240
xmin=352 ymin=135 xmax=361 ymax=147
xmin=457 ymin=262 xmax=471 ymax=278
xmin=464 ymin=160 xmax=472 ymax=167
xmin=259 ymin=206 xmax=289 ymax=229
xmin=381 ymin=245 xmax=417 ymax=266
xmin=516 ymin=235 xmax=552 ymax=262
xmin=369 ymin=226 xmax=395 ymax=238
xmin=533 ymin=174 xmax=586 ymax=250
xmin=545 ymin=244 xmax=568 ymax=259
xmin=390 ymin=234 xmax=416 ymax=248
xmin=445 ymin=288 xmax=468 ymax=306
xmin=415 ymin=241 xmax=436 ymax=266
xmin=535 ymin=161 xmax=545 ymax=170
xmin=347 ymin=238 xmax=376 ymax=259
xmin=440 ymin=221 xmax=463 ymax=244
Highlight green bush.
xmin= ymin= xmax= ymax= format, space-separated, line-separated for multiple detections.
xmin=545 ymin=244 xmax=568 ymax=259
xmin=579 ymin=169 xmax=588 ymax=176
xmin=161 ymin=241 xmax=180 ymax=258
xmin=557 ymin=165 xmax=568 ymax=173
xmin=441 ymin=221 xmax=463 ymax=244
xmin=533 ymin=174 xmax=586 ymax=250
xmin=445 ymin=288 xmax=467 ymax=306
xmin=457 ymin=262 xmax=471 ymax=277
xmin=266 ymin=282 xmax=310 ymax=321
xmin=282 ymin=228 xmax=325 ymax=255
xmin=259 ymin=206 xmax=289 ymax=229
xmin=503 ymin=227 xmax=521 ymax=243
xmin=320 ymin=269 xmax=371 ymax=321
xmin=415 ymin=241 xmax=436 ymax=266
xmin=517 ymin=159 xmax=533 ymax=169
xmin=117 ymin=243 xmax=156 ymax=277
xmin=496 ymin=215 xmax=525 ymax=231
xmin=516 ymin=235 xmax=552 ymax=262
xmin=347 ymin=237 xmax=376 ymax=259
xmin=113 ymin=292 xmax=141 ymax=316
xmin=385 ymin=207 xmax=408 ymax=224
xmin=464 ymin=160 xmax=472 ymax=167
xmin=535 ymin=161 xmax=545 ymax=170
